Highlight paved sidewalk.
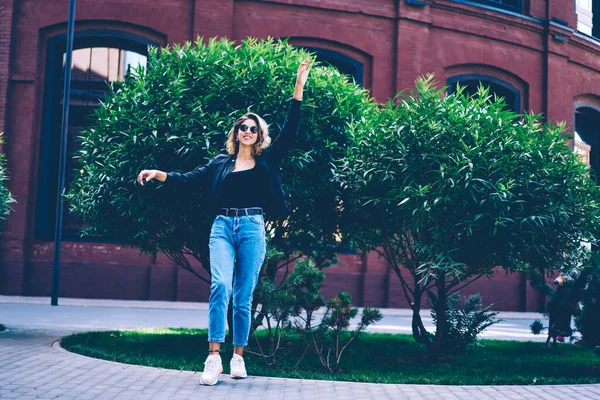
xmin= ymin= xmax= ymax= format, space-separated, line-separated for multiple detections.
xmin=1 ymin=296 xmax=599 ymax=399
xmin=2 ymin=328 xmax=599 ymax=400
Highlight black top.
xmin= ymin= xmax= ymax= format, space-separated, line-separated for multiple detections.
xmin=217 ymin=165 xmax=269 ymax=209
xmin=165 ymin=98 xmax=302 ymax=218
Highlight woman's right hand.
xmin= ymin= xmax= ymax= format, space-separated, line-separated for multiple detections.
xmin=137 ymin=169 xmax=166 ymax=185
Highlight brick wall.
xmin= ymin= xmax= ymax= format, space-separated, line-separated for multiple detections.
xmin=193 ymin=0 xmax=233 ymax=40
xmin=529 ymin=0 xmax=547 ymax=20
xmin=0 ymin=0 xmax=599 ymax=311
xmin=0 ymin=0 xmax=14 ymax=135
xmin=548 ymin=0 xmax=577 ymax=27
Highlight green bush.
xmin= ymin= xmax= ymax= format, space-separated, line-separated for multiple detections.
xmin=530 ymin=319 xmax=545 ymax=335
xmin=301 ymin=292 xmax=382 ymax=372
xmin=335 ymin=74 xmax=600 ymax=355
xmin=0 ymin=133 xmax=15 ymax=233
xmin=66 ymin=37 xmax=374 ymax=281
xmin=249 ymin=258 xmax=382 ymax=372
xmin=250 ymin=257 xmax=325 ymax=366
xmin=429 ymin=292 xmax=500 ymax=353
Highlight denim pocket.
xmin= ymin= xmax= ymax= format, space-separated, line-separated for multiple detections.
xmin=247 ymin=214 xmax=264 ymax=225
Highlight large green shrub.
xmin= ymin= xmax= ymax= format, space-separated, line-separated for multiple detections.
xmin=67 ymin=37 xmax=374 ymax=281
xmin=335 ymin=75 xmax=600 ymax=355
xmin=0 ymin=133 xmax=15 ymax=233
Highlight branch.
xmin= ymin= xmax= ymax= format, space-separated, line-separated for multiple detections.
xmin=249 ymin=332 xmax=272 ymax=366
xmin=447 ymin=271 xmax=489 ymax=296
xmin=291 ymin=341 xmax=313 ymax=369
xmin=423 ymin=280 xmax=437 ymax=293
xmin=378 ymin=214 xmax=416 ymax=304
xmin=162 ymin=249 xmax=210 ymax=284
xmin=278 ymin=254 xmax=303 ymax=278
xmin=336 ymin=326 xmax=364 ymax=366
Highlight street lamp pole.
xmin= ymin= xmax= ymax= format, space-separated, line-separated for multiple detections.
xmin=51 ymin=0 xmax=77 ymax=306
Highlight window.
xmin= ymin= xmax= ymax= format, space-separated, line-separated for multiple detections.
xmin=469 ymin=0 xmax=522 ymax=13
xmin=576 ymin=0 xmax=600 ymax=38
xmin=575 ymin=104 xmax=600 ymax=254
xmin=577 ymin=0 xmax=594 ymax=36
xmin=302 ymin=47 xmax=364 ymax=86
xmin=63 ymin=48 xmax=146 ymax=234
xmin=36 ymin=30 xmax=157 ymax=240
xmin=575 ymin=106 xmax=600 ymax=182
xmin=447 ymin=74 xmax=521 ymax=113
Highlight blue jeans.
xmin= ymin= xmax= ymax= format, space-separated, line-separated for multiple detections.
xmin=207 ymin=214 xmax=266 ymax=347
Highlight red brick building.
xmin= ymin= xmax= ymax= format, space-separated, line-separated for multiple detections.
xmin=1 ymin=0 xmax=600 ymax=311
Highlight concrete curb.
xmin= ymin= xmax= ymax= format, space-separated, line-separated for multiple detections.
xmin=52 ymin=339 xmax=197 ymax=374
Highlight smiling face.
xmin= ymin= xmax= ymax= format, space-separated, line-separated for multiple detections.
xmin=225 ymin=112 xmax=271 ymax=156
xmin=236 ymin=118 xmax=259 ymax=147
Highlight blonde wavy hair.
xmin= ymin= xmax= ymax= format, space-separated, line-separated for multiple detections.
xmin=225 ymin=113 xmax=271 ymax=156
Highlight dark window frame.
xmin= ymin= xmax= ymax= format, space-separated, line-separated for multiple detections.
xmin=574 ymin=105 xmax=600 ymax=181
xmin=36 ymin=29 xmax=158 ymax=242
xmin=302 ymin=46 xmax=364 ymax=86
xmin=447 ymin=73 xmax=522 ymax=114
xmin=573 ymin=102 xmax=600 ymax=253
xmin=593 ymin=0 xmax=600 ymax=39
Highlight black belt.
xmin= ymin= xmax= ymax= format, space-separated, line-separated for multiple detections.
xmin=218 ymin=207 xmax=263 ymax=217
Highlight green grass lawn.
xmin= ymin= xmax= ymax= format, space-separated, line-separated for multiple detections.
xmin=60 ymin=328 xmax=600 ymax=385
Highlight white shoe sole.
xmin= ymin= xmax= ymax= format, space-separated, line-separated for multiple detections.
xmin=200 ymin=369 xmax=222 ymax=386
xmin=230 ymin=372 xmax=247 ymax=379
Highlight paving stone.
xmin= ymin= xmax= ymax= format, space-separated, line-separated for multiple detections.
xmin=2 ymin=327 xmax=600 ymax=400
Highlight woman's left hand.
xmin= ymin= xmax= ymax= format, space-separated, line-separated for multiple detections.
xmin=296 ymin=59 xmax=311 ymax=88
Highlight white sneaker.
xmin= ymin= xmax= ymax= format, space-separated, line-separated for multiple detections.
xmin=230 ymin=354 xmax=247 ymax=379
xmin=200 ymin=354 xmax=223 ymax=385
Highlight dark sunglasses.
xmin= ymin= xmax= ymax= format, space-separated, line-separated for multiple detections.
xmin=237 ymin=124 xmax=259 ymax=134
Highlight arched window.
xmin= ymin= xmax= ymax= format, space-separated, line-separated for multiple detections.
xmin=36 ymin=30 xmax=158 ymax=240
xmin=574 ymin=106 xmax=600 ymax=182
xmin=302 ymin=47 xmax=364 ymax=86
xmin=574 ymin=103 xmax=600 ymax=253
xmin=447 ymin=74 xmax=521 ymax=113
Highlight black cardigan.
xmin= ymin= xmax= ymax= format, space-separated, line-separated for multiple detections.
xmin=165 ymin=98 xmax=302 ymax=218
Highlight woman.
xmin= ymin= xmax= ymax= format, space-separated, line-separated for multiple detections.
xmin=136 ymin=59 xmax=311 ymax=385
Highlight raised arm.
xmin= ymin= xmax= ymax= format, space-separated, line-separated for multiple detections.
xmin=270 ymin=99 xmax=302 ymax=165
xmin=270 ymin=59 xmax=311 ymax=165
xmin=292 ymin=59 xmax=310 ymax=102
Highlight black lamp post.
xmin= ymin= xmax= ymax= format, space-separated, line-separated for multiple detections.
xmin=51 ymin=0 xmax=77 ymax=306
